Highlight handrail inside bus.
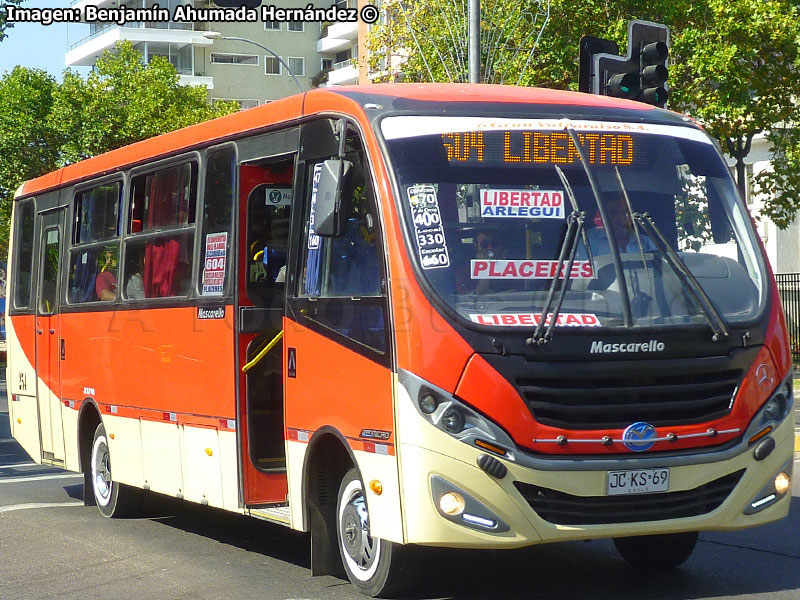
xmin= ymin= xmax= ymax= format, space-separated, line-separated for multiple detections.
xmin=242 ymin=330 xmax=284 ymax=373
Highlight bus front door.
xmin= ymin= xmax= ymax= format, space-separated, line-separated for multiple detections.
xmin=237 ymin=159 xmax=294 ymax=506
xmin=34 ymin=209 xmax=66 ymax=465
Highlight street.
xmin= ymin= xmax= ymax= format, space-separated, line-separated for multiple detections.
xmin=1 ymin=380 xmax=799 ymax=600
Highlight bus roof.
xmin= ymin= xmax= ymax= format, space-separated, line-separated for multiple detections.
xmin=18 ymin=83 xmax=658 ymax=199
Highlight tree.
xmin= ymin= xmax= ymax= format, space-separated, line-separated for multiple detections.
xmin=367 ymin=0 xmax=800 ymax=226
xmin=0 ymin=0 xmax=24 ymax=43
xmin=51 ymin=41 xmax=237 ymax=164
xmin=0 ymin=67 xmax=62 ymax=255
xmin=0 ymin=41 xmax=238 ymax=257
xmin=368 ymin=0 xmax=552 ymax=84
xmin=666 ymin=0 xmax=800 ymax=209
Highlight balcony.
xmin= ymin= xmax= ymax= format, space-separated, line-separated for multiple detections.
xmin=67 ymin=24 xmax=212 ymax=66
xmin=179 ymin=75 xmax=214 ymax=89
xmin=326 ymin=59 xmax=358 ymax=86
xmin=317 ymin=20 xmax=358 ymax=54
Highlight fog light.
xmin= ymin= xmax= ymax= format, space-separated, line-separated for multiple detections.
xmin=419 ymin=394 xmax=438 ymax=415
xmin=442 ymin=407 xmax=466 ymax=433
xmin=439 ymin=491 xmax=466 ymax=515
xmin=775 ymin=472 xmax=790 ymax=495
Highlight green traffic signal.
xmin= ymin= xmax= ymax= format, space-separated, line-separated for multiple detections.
xmin=607 ymin=72 xmax=640 ymax=99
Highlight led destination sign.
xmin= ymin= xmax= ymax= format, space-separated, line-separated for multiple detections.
xmin=441 ymin=130 xmax=637 ymax=166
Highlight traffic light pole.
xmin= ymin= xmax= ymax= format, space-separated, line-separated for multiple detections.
xmin=468 ymin=0 xmax=480 ymax=83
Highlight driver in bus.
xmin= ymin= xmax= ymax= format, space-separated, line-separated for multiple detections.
xmin=582 ymin=193 xmax=656 ymax=257
xmin=455 ymin=229 xmax=507 ymax=295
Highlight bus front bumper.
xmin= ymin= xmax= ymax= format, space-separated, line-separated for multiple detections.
xmin=398 ymin=416 xmax=794 ymax=549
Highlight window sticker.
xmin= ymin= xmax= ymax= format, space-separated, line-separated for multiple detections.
xmin=470 ymin=259 xmax=594 ymax=279
xmin=480 ymin=189 xmax=564 ymax=219
xmin=307 ymin=163 xmax=323 ymax=250
xmin=266 ymin=187 xmax=292 ymax=207
xmin=202 ymin=232 xmax=228 ymax=296
xmin=407 ymin=184 xmax=450 ymax=269
xmin=470 ymin=312 xmax=601 ymax=327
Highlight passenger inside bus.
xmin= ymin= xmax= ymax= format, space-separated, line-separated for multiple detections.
xmin=125 ymin=248 xmax=145 ymax=299
xmin=95 ymin=247 xmax=118 ymax=301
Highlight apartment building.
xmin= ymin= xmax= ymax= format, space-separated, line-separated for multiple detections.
xmin=65 ymin=0 xmax=343 ymax=106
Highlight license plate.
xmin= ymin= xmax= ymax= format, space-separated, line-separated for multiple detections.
xmin=607 ymin=468 xmax=670 ymax=496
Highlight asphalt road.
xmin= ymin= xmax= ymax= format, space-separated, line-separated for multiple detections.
xmin=1 ymin=380 xmax=799 ymax=600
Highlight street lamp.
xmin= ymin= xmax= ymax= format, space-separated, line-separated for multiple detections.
xmin=202 ymin=31 xmax=303 ymax=95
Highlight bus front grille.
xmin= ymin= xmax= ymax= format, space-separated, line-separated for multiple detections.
xmin=513 ymin=469 xmax=744 ymax=525
xmin=515 ymin=368 xmax=741 ymax=430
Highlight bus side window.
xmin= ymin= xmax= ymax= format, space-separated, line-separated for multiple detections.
xmin=125 ymin=162 xmax=197 ymax=299
xmin=199 ymin=146 xmax=235 ymax=297
xmin=67 ymin=181 xmax=122 ymax=304
xmin=12 ymin=200 xmax=35 ymax=309
xmin=300 ymin=126 xmax=386 ymax=353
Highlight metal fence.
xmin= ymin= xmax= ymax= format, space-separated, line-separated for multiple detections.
xmin=776 ymin=273 xmax=800 ymax=362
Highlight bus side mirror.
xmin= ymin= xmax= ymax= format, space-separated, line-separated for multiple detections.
xmin=313 ymin=159 xmax=353 ymax=237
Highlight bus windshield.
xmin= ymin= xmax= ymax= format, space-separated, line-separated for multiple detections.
xmin=381 ymin=116 xmax=767 ymax=330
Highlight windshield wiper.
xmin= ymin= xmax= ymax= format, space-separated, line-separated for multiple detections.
xmin=566 ymin=127 xmax=634 ymax=327
xmin=527 ymin=166 xmax=585 ymax=346
xmin=615 ymin=167 xmax=649 ymax=277
xmin=634 ymin=213 xmax=729 ymax=341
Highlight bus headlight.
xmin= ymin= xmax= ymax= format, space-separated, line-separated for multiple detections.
xmin=762 ymin=394 xmax=785 ymax=421
xmin=441 ymin=407 xmax=466 ymax=433
xmin=751 ymin=371 xmax=792 ymax=432
xmin=401 ymin=370 xmax=517 ymax=461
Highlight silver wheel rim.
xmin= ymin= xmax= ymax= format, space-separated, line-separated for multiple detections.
xmin=339 ymin=478 xmax=381 ymax=581
xmin=92 ymin=434 xmax=113 ymax=507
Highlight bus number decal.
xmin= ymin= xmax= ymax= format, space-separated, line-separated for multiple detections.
xmin=307 ymin=163 xmax=323 ymax=250
xmin=202 ymin=232 xmax=228 ymax=296
xmin=407 ymin=184 xmax=450 ymax=270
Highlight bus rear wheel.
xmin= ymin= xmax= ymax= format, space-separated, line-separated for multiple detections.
xmin=613 ymin=531 xmax=698 ymax=569
xmin=90 ymin=423 xmax=141 ymax=518
xmin=336 ymin=468 xmax=416 ymax=597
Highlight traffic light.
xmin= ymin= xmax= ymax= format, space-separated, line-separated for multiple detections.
xmin=639 ymin=39 xmax=669 ymax=107
xmin=579 ymin=20 xmax=669 ymax=108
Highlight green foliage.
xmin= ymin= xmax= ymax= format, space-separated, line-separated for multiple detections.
xmin=51 ymin=41 xmax=237 ymax=164
xmin=367 ymin=0 xmax=800 ymax=227
xmin=0 ymin=41 xmax=238 ymax=258
xmin=0 ymin=0 xmax=24 ymax=42
xmin=0 ymin=67 xmax=62 ymax=256
xmin=754 ymin=127 xmax=800 ymax=229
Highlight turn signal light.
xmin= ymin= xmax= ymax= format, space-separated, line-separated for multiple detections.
xmin=748 ymin=426 xmax=772 ymax=445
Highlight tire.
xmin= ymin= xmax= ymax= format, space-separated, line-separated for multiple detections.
xmin=90 ymin=423 xmax=141 ymax=518
xmin=336 ymin=468 xmax=417 ymax=597
xmin=613 ymin=531 xmax=699 ymax=569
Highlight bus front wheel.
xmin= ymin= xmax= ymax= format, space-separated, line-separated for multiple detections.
xmin=90 ymin=423 xmax=141 ymax=518
xmin=613 ymin=531 xmax=698 ymax=568
xmin=336 ymin=468 xmax=416 ymax=597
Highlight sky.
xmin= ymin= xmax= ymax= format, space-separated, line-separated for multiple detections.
xmin=0 ymin=1 xmax=90 ymax=80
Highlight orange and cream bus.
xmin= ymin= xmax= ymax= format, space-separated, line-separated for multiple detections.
xmin=5 ymin=84 xmax=793 ymax=596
